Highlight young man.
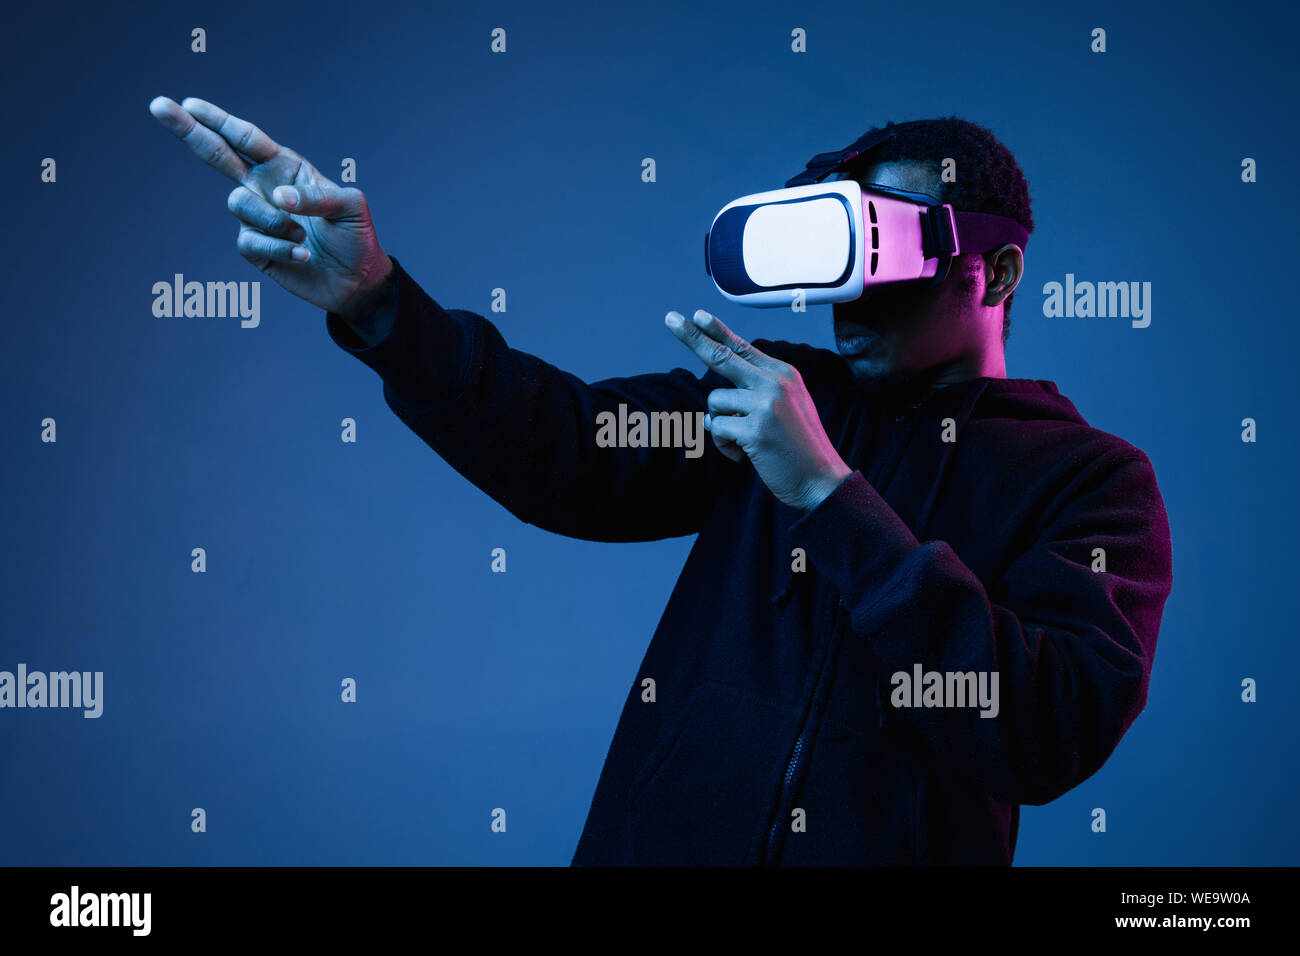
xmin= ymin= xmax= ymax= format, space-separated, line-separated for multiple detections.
xmin=151 ymin=99 xmax=1173 ymax=865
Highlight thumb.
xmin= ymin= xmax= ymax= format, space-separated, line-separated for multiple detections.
xmin=273 ymin=183 xmax=363 ymax=219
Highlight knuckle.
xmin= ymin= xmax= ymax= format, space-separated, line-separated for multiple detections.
xmin=204 ymin=142 xmax=229 ymax=167
xmin=238 ymin=228 xmax=276 ymax=259
xmin=265 ymin=205 xmax=293 ymax=232
xmin=709 ymin=341 xmax=731 ymax=366
xmin=229 ymin=190 xmax=273 ymax=230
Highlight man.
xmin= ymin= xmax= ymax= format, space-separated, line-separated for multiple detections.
xmin=150 ymin=98 xmax=1173 ymax=865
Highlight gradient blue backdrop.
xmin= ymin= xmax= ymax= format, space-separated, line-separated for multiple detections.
xmin=3 ymin=0 xmax=1297 ymax=865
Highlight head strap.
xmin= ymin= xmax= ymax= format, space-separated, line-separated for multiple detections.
xmin=787 ymin=131 xmax=1030 ymax=253
xmin=783 ymin=127 xmax=899 ymax=188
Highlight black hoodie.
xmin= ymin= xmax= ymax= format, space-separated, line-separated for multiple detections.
xmin=326 ymin=256 xmax=1174 ymax=865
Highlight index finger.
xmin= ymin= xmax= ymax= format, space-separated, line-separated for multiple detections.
xmin=149 ymin=96 xmax=249 ymax=184
xmin=687 ymin=309 xmax=786 ymax=374
xmin=179 ymin=97 xmax=284 ymax=164
xmin=665 ymin=310 xmax=765 ymax=388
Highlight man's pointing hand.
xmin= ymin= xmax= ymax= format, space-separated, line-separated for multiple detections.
xmin=666 ymin=309 xmax=852 ymax=511
xmin=148 ymin=95 xmax=392 ymax=319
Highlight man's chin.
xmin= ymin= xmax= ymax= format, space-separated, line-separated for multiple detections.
xmin=840 ymin=354 xmax=916 ymax=394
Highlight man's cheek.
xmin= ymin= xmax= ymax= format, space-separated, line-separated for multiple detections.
xmin=870 ymin=284 xmax=935 ymax=315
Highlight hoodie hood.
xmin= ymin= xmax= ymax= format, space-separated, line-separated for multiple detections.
xmin=862 ymin=374 xmax=1089 ymax=427
xmin=907 ymin=378 xmax=1091 ymax=537
xmin=955 ymin=376 xmax=1088 ymax=426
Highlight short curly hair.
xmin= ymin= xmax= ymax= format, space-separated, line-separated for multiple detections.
xmin=840 ymin=117 xmax=1033 ymax=345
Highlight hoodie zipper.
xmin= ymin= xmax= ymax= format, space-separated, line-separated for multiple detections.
xmin=762 ymin=600 xmax=848 ymax=864
xmin=761 ymin=397 xmax=928 ymax=862
xmin=765 ymin=734 xmax=807 ymax=851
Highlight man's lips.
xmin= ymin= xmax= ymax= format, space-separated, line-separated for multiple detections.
xmin=834 ymin=325 xmax=880 ymax=356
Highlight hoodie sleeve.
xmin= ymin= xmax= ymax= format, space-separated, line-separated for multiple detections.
xmin=789 ymin=447 xmax=1173 ymax=806
xmin=325 ymin=255 xmax=740 ymax=541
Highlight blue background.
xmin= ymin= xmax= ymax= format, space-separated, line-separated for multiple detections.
xmin=3 ymin=0 xmax=1297 ymax=865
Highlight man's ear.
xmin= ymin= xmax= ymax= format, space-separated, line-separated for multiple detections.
xmin=982 ymin=243 xmax=1023 ymax=307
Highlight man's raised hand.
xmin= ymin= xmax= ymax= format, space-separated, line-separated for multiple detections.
xmin=666 ymin=309 xmax=852 ymax=512
xmin=148 ymin=96 xmax=393 ymax=319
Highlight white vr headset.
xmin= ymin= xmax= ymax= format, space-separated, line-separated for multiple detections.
xmin=704 ymin=129 xmax=1030 ymax=307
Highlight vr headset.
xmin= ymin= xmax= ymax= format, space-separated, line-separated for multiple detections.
xmin=704 ymin=127 xmax=1029 ymax=307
